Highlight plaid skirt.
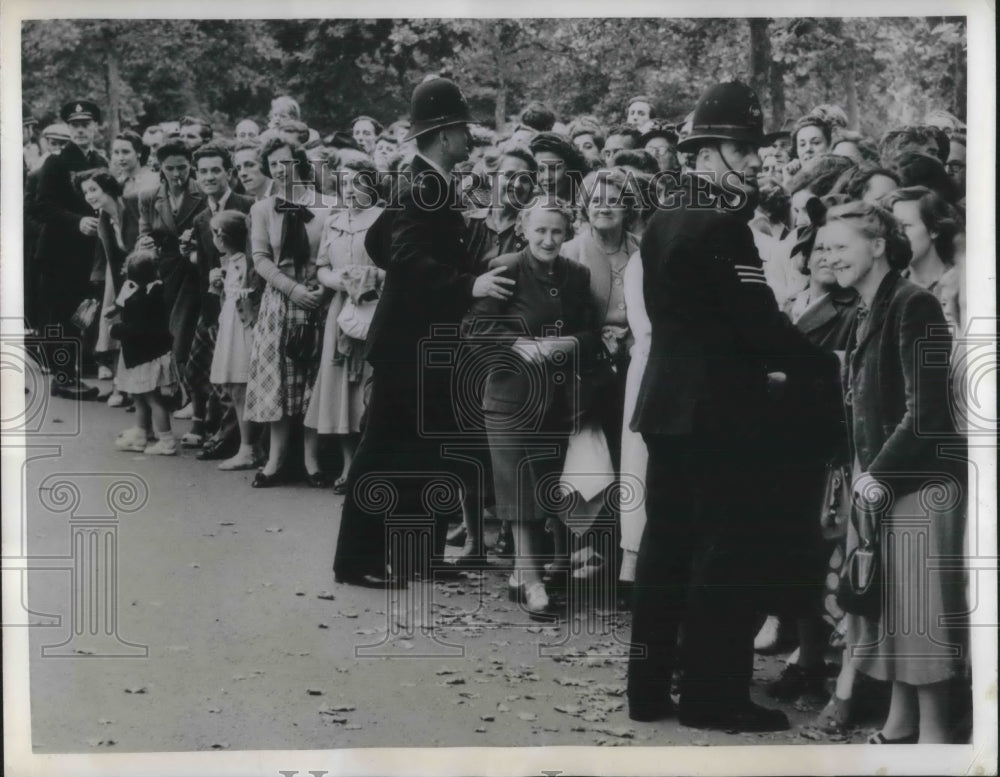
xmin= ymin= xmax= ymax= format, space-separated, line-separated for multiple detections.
xmin=185 ymin=316 xmax=218 ymax=398
xmin=245 ymin=284 xmax=318 ymax=422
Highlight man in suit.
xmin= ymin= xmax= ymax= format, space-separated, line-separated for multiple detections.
xmin=136 ymin=140 xmax=207 ymax=412
xmin=626 ymin=82 xmax=838 ymax=731
xmin=333 ymin=78 xmax=514 ymax=587
xmin=31 ymin=100 xmax=108 ymax=399
xmin=180 ymin=142 xmax=254 ymax=459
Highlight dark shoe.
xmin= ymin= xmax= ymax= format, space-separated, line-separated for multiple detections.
xmin=629 ymin=697 xmax=676 ymax=722
xmin=251 ymin=470 xmax=283 ymax=489
xmin=304 ymin=470 xmax=331 ymax=489
xmin=868 ymin=730 xmax=918 ymax=744
xmin=766 ymin=663 xmax=828 ymax=701
xmin=197 ymin=440 xmax=238 ymax=461
xmin=50 ymin=379 xmax=100 ymax=401
xmin=446 ymin=523 xmax=467 ymax=547
xmin=332 ymin=476 xmax=349 ymax=495
xmin=679 ymin=701 xmax=790 ymax=733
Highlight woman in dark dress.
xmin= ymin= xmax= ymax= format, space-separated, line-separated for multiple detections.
xmin=463 ymin=199 xmax=601 ymax=617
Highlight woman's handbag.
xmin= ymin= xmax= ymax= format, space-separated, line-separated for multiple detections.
xmin=285 ymin=312 xmax=322 ymax=364
xmin=70 ymin=298 xmax=100 ymax=333
xmin=820 ymin=463 xmax=852 ymax=541
xmin=836 ymin=499 xmax=883 ymax=619
xmin=336 ymin=298 xmax=377 ymax=341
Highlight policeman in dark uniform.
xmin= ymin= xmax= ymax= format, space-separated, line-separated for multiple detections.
xmin=626 ymin=82 xmax=838 ymax=730
xmin=31 ymin=100 xmax=108 ymax=399
xmin=332 ymin=78 xmax=514 ymax=586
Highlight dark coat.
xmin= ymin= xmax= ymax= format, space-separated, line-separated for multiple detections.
xmin=30 ymin=143 xmax=108 ymax=320
xmin=190 ymin=191 xmax=254 ymax=322
xmin=109 ymin=282 xmax=173 ymax=368
xmin=463 ymin=249 xmax=602 ymax=429
xmin=843 ymin=271 xmax=959 ymax=486
xmin=464 ymin=210 xmax=526 ymax=276
xmin=632 ymin=176 xmax=837 ymax=444
xmin=92 ymin=199 xmax=141 ymax=295
xmin=364 ymin=155 xmax=476 ymax=373
xmin=137 ymin=179 xmax=207 ymax=308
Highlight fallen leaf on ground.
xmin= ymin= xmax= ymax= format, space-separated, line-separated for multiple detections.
xmin=480 ymin=714 xmax=495 ymax=722
xmin=219 ymin=521 xmax=235 ymax=526
xmin=517 ymin=712 xmax=537 ymax=721
xmin=326 ymin=703 xmax=356 ymax=711
xmin=443 ymin=677 xmax=465 ymax=685
xmin=124 ymin=686 xmax=147 ymax=694
xmin=265 ymin=526 xmax=282 ymax=533
xmin=317 ymin=592 xmax=336 ymax=600
xmin=207 ymin=708 xmax=221 ymax=713
xmin=475 ymin=727 xmax=487 ymax=733
xmin=210 ymin=743 xmax=229 ymax=749
xmin=496 ymin=703 xmax=510 ymax=713
xmin=307 ymin=689 xmax=323 ymax=696
xmin=554 ymin=704 xmax=582 ymax=715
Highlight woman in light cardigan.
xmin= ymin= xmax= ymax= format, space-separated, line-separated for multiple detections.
xmin=244 ymin=137 xmax=331 ymax=488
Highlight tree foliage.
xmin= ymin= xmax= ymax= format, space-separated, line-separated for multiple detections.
xmin=22 ymin=17 xmax=965 ymax=143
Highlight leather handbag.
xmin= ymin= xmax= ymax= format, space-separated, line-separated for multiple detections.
xmin=70 ymin=298 xmax=100 ymax=332
xmin=285 ymin=312 xmax=322 ymax=364
xmin=819 ymin=463 xmax=852 ymax=541
xmin=836 ymin=500 xmax=883 ymax=619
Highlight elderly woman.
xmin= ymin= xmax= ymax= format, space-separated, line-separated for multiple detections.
xmin=304 ymin=151 xmax=384 ymax=493
xmin=77 ymin=168 xmax=141 ymax=406
xmin=111 ymin=130 xmax=158 ymax=196
xmin=817 ymin=200 xmax=966 ymax=744
xmin=463 ymin=198 xmax=601 ymax=617
xmin=244 ymin=137 xmax=331 ymax=488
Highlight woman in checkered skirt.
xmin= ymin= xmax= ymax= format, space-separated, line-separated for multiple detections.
xmin=244 ymin=137 xmax=331 ymax=488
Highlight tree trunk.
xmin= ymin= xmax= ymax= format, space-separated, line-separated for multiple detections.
xmin=845 ymin=55 xmax=859 ymax=130
xmin=104 ymin=26 xmax=122 ymax=140
xmin=748 ymin=19 xmax=770 ymax=104
xmin=769 ymin=59 xmax=786 ymax=128
xmin=492 ymin=29 xmax=507 ymax=130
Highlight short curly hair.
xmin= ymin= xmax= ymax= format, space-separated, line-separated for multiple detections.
xmin=259 ymin=135 xmax=314 ymax=183
xmin=823 ymin=200 xmax=913 ymax=271
xmin=515 ymin=195 xmax=575 ymax=242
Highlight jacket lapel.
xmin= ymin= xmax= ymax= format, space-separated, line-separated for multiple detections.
xmin=154 ymin=183 xmax=178 ymax=235
xmin=850 ymin=271 xmax=899 ymax=370
xmin=174 ymin=181 xmax=205 ymax=228
xmin=795 ymin=295 xmax=837 ymax=335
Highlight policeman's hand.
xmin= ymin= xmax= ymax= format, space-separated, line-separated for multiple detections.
xmin=473 ymin=267 xmax=515 ymax=300
xmin=511 ymin=337 xmax=544 ymax=365
xmin=79 ymin=216 xmax=99 ymax=236
xmin=289 ymin=284 xmax=324 ymax=310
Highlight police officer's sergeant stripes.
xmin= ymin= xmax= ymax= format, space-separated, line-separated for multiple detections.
xmin=734 ymin=264 xmax=768 ymax=286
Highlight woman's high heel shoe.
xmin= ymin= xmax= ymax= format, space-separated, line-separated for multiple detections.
xmin=251 ymin=470 xmax=283 ymax=488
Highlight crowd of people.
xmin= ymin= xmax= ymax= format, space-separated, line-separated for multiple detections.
xmin=21 ymin=73 xmax=970 ymax=742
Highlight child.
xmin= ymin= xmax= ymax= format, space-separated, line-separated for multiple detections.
xmin=110 ymin=250 xmax=179 ymax=455
xmin=207 ymin=210 xmax=258 ymax=470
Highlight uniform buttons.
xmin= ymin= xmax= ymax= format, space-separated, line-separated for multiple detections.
xmin=613 ymin=278 xmax=622 ymax=286
xmin=550 ymin=288 xmax=559 ymax=297
xmin=555 ymin=319 xmax=564 ymax=328
xmin=617 ymin=302 xmax=626 ymax=310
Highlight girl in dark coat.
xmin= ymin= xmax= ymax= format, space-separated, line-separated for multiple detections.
xmin=109 ymin=250 xmax=179 ymax=456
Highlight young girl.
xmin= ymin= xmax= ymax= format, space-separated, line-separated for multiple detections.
xmin=110 ymin=250 xmax=179 ymax=455
xmin=208 ymin=210 xmax=257 ymax=470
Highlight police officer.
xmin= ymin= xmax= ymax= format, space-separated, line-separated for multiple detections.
xmin=626 ymin=82 xmax=837 ymax=730
xmin=32 ymin=100 xmax=108 ymax=399
xmin=332 ymin=78 xmax=514 ymax=587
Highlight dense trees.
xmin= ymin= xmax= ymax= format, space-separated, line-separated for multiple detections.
xmin=22 ymin=17 xmax=966 ymax=141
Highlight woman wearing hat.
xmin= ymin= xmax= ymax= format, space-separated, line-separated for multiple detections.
xmin=639 ymin=123 xmax=680 ymax=174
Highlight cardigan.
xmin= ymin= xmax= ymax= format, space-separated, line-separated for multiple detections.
xmin=109 ymin=281 xmax=173 ymax=368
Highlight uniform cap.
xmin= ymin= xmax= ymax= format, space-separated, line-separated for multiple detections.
xmin=404 ymin=78 xmax=473 ymax=141
xmin=677 ymin=82 xmax=764 ymax=152
xmin=60 ymin=99 xmax=102 ymax=124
